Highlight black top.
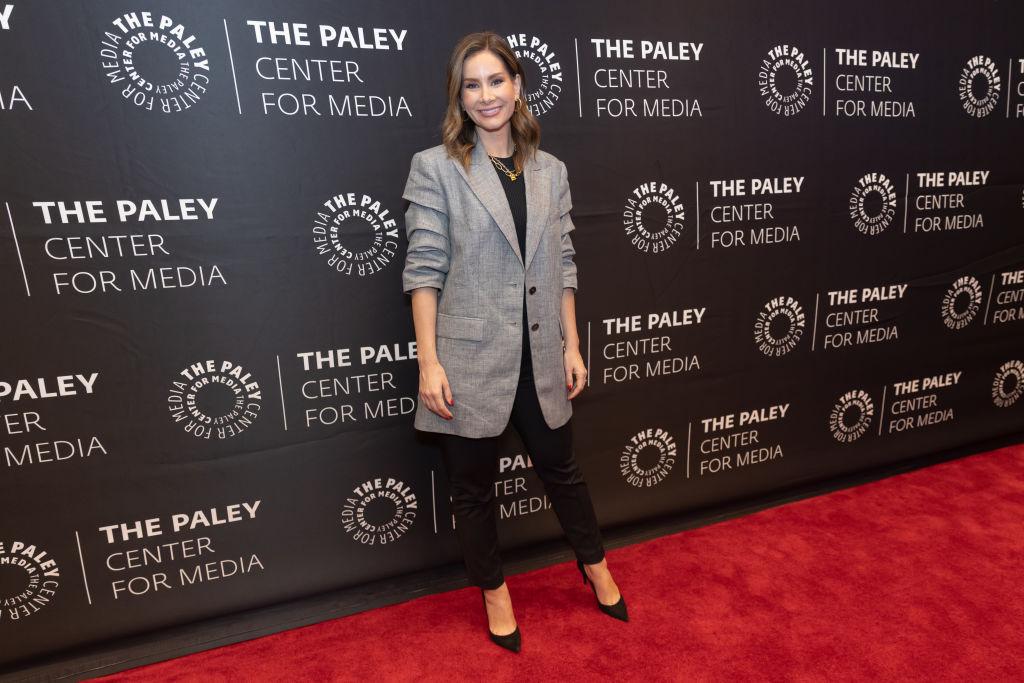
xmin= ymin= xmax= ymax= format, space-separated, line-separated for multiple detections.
xmin=491 ymin=154 xmax=532 ymax=382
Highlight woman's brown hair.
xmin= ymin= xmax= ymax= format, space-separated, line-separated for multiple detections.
xmin=442 ymin=31 xmax=541 ymax=172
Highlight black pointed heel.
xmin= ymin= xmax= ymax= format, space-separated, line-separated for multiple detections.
xmin=577 ymin=559 xmax=629 ymax=622
xmin=481 ymin=591 xmax=521 ymax=653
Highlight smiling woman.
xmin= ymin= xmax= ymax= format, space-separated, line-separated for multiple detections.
xmin=401 ymin=30 xmax=628 ymax=654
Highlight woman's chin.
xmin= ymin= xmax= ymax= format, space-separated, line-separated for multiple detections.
xmin=473 ymin=115 xmax=511 ymax=132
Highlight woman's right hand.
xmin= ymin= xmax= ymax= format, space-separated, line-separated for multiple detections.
xmin=419 ymin=359 xmax=454 ymax=420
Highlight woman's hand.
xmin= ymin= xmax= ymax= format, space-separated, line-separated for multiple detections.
xmin=563 ymin=347 xmax=587 ymax=399
xmin=419 ymin=359 xmax=454 ymax=420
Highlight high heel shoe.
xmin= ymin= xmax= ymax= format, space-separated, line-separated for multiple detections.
xmin=577 ymin=559 xmax=629 ymax=622
xmin=481 ymin=591 xmax=521 ymax=653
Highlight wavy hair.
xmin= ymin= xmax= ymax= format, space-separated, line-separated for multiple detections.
xmin=442 ymin=31 xmax=541 ymax=171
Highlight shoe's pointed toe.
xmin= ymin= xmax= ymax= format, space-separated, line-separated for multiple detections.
xmin=488 ymin=625 xmax=521 ymax=653
xmin=600 ymin=595 xmax=629 ymax=622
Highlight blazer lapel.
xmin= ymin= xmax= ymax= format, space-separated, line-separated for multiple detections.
xmin=449 ymin=129 xmax=548 ymax=270
xmin=522 ymin=156 xmax=550 ymax=272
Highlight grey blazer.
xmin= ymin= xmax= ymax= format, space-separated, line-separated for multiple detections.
xmin=401 ymin=130 xmax=579 ymax=438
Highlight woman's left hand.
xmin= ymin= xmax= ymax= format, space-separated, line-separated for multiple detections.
xmin=563 ymin=346 xmax=587 ymax=399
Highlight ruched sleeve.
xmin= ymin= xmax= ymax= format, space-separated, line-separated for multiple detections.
xmin=556 ymin=160 xmax=578 ymax=292
xmin=401 ymin=151 xmax=450 ymax=294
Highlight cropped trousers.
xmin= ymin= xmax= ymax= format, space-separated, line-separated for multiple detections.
xmin=438 ymin=373 xmax=606 ymax=590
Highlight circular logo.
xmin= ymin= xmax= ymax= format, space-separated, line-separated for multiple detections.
xmin=941 ymin=276 xmax=983 ymax=330
xmin=0 ymin=540 xmax=60 ymax=621
xmin=313 ymin=193 xmax=398 ymax=277
xmin=754 ymin=296 xmax=806 ymax=356
xmin=99 ymin=12 xmax=211 ymax=112
xmin=758 ymin=44 xmax=814 ymax=116
xmin=958 ymin=55 xmax=1001 ymax=118
xmin=341 ymin=478 xmax=417 ymax=545
xmin=619 ymin=428 xmax=677 ymax=487
xmin=849 ymin=173 xmax=897 ymax=236
xmin=167 ymin=360 xmax=263 ymax=440
xmin=829 ymin=390 xmax=875 ymax=443
xmin=506 ymin=33 xmax=563 ymax=116
xmin=623 ymin=182 xmax=685 ymax=254
xmin=992 ymin=360 xmax=1024 ymax=408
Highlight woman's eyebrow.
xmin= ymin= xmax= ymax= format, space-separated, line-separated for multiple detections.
xmin=463 ymin=72 xmax=506 ymax=82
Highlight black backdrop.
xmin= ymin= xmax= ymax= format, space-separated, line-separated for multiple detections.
xmin=2 ymin=0 xmax=1023 ymax=667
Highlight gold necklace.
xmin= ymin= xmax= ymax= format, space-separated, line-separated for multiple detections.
xmin=488 ymin=147 xmax=520 ymax=181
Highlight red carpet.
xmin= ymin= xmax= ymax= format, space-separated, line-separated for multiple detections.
xmin=96 ymin=445 xmax=1024 ymax=681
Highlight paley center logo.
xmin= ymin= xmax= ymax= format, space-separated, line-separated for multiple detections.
xmin=829 ymin=389 xmax=875 ymax=443
xmin=506 ymin=33 xmax=563 ymax=116
xmin=313 ymin=192 xmax=398 ymax=277
xmin=623 ymin=181 xmax=685 ymax=254
xmin=941 ymin=275 xmax=983 ymax=330
xmin=167 ymin=360 xmax=263 ymax=439
xmin=341 ymin=477 xmax=417 ymax=545
xmin=0 ymin=540 xmax=60 ymax=622
xmin=992 ymin=360 xmax=1024 ymax=408
xmin=99 ymin=11 xmax=211 ymax=112
xmin=849 ymin=173 xmax=897 ymax=236
xmin=753 ymin=296 xmax=806 ymax=356
xmin=958 ymin=55 xmax=1001 ymax=118
xmin=759 ymin=44 xmax=813 ymax=116
xmin=619 ymin=427 xmax=677 ymax=488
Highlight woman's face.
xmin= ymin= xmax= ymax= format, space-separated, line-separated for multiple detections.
xmin=460 ymin=49 xmax=521 ymax=135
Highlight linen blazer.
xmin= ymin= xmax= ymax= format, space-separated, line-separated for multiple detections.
xmin=401 ymin=131 xmax=579 ymax=438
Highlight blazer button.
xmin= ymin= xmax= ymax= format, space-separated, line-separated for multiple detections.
xmin=528 ymin=286 xmax=536 ymax=294
xmin=530 ymin=323 xmax=539 ymax=331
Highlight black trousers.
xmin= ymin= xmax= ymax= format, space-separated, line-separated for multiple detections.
xmin=438 ymin=374 xmax=606 ymax=590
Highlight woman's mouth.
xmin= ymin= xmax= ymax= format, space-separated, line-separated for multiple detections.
xmin=478 ymin=104 xmax=502 ymax=117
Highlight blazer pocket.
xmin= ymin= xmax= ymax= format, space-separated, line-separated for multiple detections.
xmin=436 ymin=313 xmax=485 ymax=341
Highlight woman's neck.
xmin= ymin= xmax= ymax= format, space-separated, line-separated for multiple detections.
xmin=476 ymin=126 xmax=514 ymax=157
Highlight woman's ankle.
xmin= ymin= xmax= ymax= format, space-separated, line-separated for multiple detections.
xmin=482 ymin=581 xmax=508 ymax=597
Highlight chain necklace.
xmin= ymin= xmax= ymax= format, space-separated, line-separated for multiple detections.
xmin=488 ymin=145 xmax=520 ymax=181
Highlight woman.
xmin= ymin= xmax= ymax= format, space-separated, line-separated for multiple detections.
xmin=401 ymin=32 xmax=627 ymax=653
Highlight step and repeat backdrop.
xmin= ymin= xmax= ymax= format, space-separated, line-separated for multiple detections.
xmin=3 ymin=0 xmax=1024 ymax=667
